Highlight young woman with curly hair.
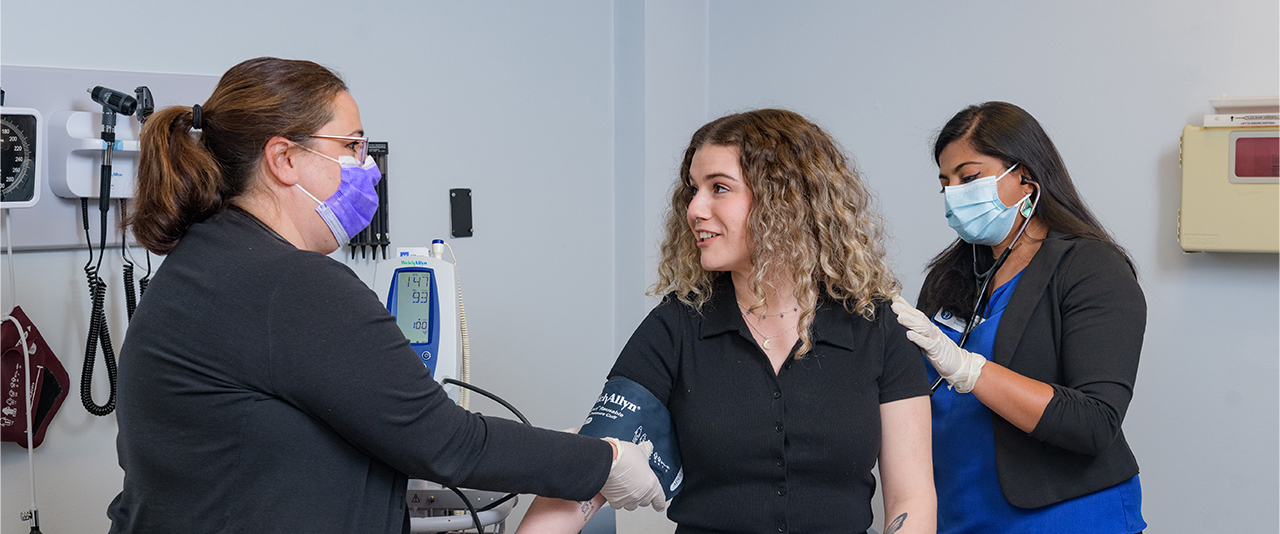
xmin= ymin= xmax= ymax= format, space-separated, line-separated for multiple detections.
xmin=519 ymin=109 xmax=935 ymax=534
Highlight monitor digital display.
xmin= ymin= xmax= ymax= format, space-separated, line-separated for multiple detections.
xmin=395 ymin=270 xmax=432 ymax=344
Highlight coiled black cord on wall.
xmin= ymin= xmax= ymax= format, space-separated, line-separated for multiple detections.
xmin=120 ymin=199 xmax=146 ymax=320
xmin=80 ymin=198 xmax=117 ymax=416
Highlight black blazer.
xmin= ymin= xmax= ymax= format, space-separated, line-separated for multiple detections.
xmin=922 ymin=231 xmax=1146 ymax=509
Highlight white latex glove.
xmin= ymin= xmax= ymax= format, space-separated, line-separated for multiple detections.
xmin=599 ymin=438 xmax=667 ymax=512
xmin=890 ymin=295 xmax=987 ymax=393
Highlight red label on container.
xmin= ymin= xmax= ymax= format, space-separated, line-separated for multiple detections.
xmin=1235 ymin=136 xmax=1280 ymax=177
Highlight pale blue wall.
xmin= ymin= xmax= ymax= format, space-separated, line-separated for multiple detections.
xmin=705 ymin=1 xmax=1279 ymax=532
xmin=2 ymin=1 xmax=1276 ymax=533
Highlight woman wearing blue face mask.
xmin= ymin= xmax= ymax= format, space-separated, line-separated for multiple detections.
xmin=890 ymin=102 xmax=1147 ymax=533
xmin=109 ymin=57 xmax=664 ymax=534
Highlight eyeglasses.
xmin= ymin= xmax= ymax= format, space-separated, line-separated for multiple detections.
xmin=309 ymin=134 xmax=369 ymax=161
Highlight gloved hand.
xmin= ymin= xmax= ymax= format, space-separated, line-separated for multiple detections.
xmin=890 ymin=295 xmax=987 ymax=393
xmin=599 ymin=438 xmax=667 ymax=512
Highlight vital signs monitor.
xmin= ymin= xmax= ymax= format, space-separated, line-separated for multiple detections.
xmin=373 ymin=240 xmax=459 ymax=386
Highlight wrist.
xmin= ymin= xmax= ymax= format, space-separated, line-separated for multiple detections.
xmin=950 ymin=352 xmax=987 ymax=393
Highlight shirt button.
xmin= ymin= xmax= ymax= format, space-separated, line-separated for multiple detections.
xmin=775 ymin=423 xmax=783 ymax=433
xmin=783 ymin=362 xmax=793 ymax=370
xmin=778 ymin=524 xmax=786 ymax=532
xmin=772 ymin=390 xmax=781 ymax=399
xmin=776 ymin=458 xmax=785 ymax=467
xmin=777 ymin=486 xmax=787 ymax=496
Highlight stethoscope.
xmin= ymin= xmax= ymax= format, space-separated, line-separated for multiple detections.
xmin=930 ymin=175 xmax=1042 ymax=394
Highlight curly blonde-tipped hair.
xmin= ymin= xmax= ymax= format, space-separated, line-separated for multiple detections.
xmin=652 ymin=109 xmax=899 ymax=357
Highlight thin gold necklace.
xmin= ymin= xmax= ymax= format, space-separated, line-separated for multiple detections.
xmin=740 ymin=308 xmax=797 ymax=350
xmin=737 ymin=301 xmax=798 ymax=319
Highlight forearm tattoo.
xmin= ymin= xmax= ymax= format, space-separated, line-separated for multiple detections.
xmin=885 ymin=513 xmax=907 ymax=534
xmin=579 ymin=500 xmax=597 ymax=522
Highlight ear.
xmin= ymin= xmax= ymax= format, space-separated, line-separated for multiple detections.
xmin=262 ymin=136 xmax=302 ymax=187
xmin=1018 ymin=173 xmax=1037 ymax=195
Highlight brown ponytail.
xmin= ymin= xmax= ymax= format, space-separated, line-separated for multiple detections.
xmin=126 ymin=57 xmax=348 ymax=255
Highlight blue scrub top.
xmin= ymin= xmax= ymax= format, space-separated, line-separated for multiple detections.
xmin=930 ymin=270 xmax=1146 ymax=534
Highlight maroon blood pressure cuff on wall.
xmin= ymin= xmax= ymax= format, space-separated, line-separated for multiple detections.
xmin=1 ymin=306 xmax=70 ymax=448
xmin=578 ymin=376 xmax=683 ymax=499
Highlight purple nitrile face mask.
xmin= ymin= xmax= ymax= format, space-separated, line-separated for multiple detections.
xmin=295 ymin=149 xmax=381 ymax=245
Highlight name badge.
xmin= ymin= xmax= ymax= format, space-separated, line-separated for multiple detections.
xmin=933 ymin=309 xmax=982 ymax=333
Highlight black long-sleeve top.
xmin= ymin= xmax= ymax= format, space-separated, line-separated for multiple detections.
xmin=108 ymin=208 xmax=611 ymax=533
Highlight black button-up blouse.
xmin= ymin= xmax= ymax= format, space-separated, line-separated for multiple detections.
xmin=610 ymin=276 xmax=930 ymax=534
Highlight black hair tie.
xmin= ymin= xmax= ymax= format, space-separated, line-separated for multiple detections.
xmin=192 ymin=104 xmax=203 ymax=129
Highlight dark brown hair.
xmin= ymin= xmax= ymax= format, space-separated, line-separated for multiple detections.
xmin=920 ymin=101 xmax=1132 ymax=320
xmin=127 ymin=57 xmax=348 ymax=254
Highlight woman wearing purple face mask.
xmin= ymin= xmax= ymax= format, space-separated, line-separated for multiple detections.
xmin=110 ymin=57 xmax=664 ymax=534
xmin=290 ymin=145 xmax=382 ymax=245
xmin=891 ymin=102 xmax=1147 ymax=533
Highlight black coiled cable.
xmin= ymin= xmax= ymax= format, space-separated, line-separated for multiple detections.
xmin=81 ymin=274 xmax=117 ymax=416
xmin=138 ymin=250 xmax=151 ymax=297
xmin=123 ymin=260 xmax=137 ymax=320
xmin=80 ymin=198 xmax=118 ymax=416
xmin=122 ymin=200 xmax=138 ymax=320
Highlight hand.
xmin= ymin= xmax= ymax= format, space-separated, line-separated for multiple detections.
xmin=599 ymin=438 xmax=667 ymax=512
xmin=890 ymin=296 xmax=986 ymax=393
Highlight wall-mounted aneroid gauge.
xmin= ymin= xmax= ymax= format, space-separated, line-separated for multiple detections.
xmin=1 ymin=107 xmax=44 ymax=209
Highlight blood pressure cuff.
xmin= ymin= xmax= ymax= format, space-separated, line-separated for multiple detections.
xmin=1 ymin=306 xmax=70 ymax=449
xmin=577 ymin=376 xmax=682 ymax=499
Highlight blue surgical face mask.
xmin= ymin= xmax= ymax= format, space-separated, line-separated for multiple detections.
xmin=294 ymin=147 xmax=381 ymax=245
xmin=943 ymin=164 xmax=1030 ymax=246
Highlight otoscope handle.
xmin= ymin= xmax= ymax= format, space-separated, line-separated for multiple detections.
xmin=88 ymin=84 xmax=137 ymax=212
xmin=100 ymin=128 xmax=116 ymax=211
xmin=99 ymin=165 xmax=113 ymax=211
